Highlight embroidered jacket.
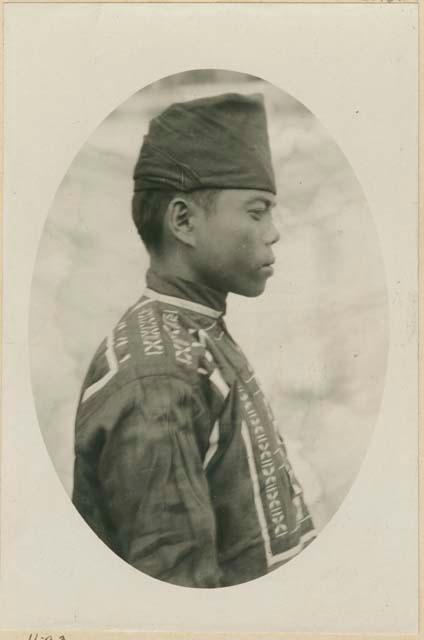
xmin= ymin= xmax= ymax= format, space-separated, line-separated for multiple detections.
xmin=72 ymin=270 xmax=315 ymax=587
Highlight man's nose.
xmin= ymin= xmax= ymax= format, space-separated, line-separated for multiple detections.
xmin=265 ymin=218 xmax=281 ymax=245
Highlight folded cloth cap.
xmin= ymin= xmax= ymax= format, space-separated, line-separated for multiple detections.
xmin=133 ymin=92 xmax=276 ymax=195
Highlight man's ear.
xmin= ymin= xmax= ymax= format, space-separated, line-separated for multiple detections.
xmin=166 ymin=196 xmax=197 ymax=247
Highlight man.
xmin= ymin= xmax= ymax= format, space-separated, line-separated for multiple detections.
xmin=72 ymin=93 xmax=315 ymax=588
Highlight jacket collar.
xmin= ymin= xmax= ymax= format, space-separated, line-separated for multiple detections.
xmin=145 ymin=269 xmax=227 ymax=318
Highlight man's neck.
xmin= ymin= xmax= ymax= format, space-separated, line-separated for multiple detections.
xmin=149 ymin=253 xmax=197 ymax=284
xmin=149 ymin=251 xmax=229 ymax=296
xmin=146 ymin=267 xmax=227 ymax=314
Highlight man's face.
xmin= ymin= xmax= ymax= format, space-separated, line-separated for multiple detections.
xmin=190 ymin=189 xmax=280 ymax=297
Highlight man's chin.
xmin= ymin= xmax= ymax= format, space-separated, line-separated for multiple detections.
xmin=232 ymin=279 xmax=267 ymax=298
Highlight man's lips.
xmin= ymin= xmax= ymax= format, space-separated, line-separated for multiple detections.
xmin=259 ymin=259 xmax=275 ymax=275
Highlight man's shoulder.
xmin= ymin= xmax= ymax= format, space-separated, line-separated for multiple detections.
xmin=123 ymin=294 xmax=214 ymax=374
xmin=77 ymin=295 xmax=214 ymax=418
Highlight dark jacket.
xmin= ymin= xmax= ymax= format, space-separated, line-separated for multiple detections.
xmin=72 ymin=270 xmax=315 ymax=587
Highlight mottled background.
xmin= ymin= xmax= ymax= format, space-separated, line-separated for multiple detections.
xmin=29 ymin=70 xmax=388 ymax=532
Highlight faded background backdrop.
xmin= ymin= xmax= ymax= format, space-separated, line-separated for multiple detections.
xmin=29 ymin=70 xmax=388 ymax=532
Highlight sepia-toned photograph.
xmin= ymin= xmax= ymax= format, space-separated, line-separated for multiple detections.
xmin=29 ymin=69 xmax=389 ymax=589
xmin=3 ymin=1 xmax=420 ymax=634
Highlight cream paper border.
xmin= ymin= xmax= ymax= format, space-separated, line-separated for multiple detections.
xmin=0 ymin=3 xmax=424 ymax=640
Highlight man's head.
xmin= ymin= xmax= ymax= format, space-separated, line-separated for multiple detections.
xmin=132 ymin=93 xmax=280 ymax=297
xmin=132 ymin=186 xmax=279 ymax=297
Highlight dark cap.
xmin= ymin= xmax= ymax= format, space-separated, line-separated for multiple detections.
xmin=133 ymin=92 xmax=276 ymax=195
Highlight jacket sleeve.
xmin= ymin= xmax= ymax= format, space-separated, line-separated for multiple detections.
xmin=73 ymin=374 xmax=222 ymax=588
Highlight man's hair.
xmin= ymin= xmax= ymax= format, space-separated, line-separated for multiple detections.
xmin=132 ymin=188 xmax=219 ymax=253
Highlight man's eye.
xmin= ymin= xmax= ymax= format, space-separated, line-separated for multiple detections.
xmin=249 ymin=209 xmax=265 ymax=218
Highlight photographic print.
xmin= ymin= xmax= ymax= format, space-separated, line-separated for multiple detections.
xmin=3 ymin=3 xmax=418 ymax=635
xmin=29 ymin=69 xmax=388 ymax=587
